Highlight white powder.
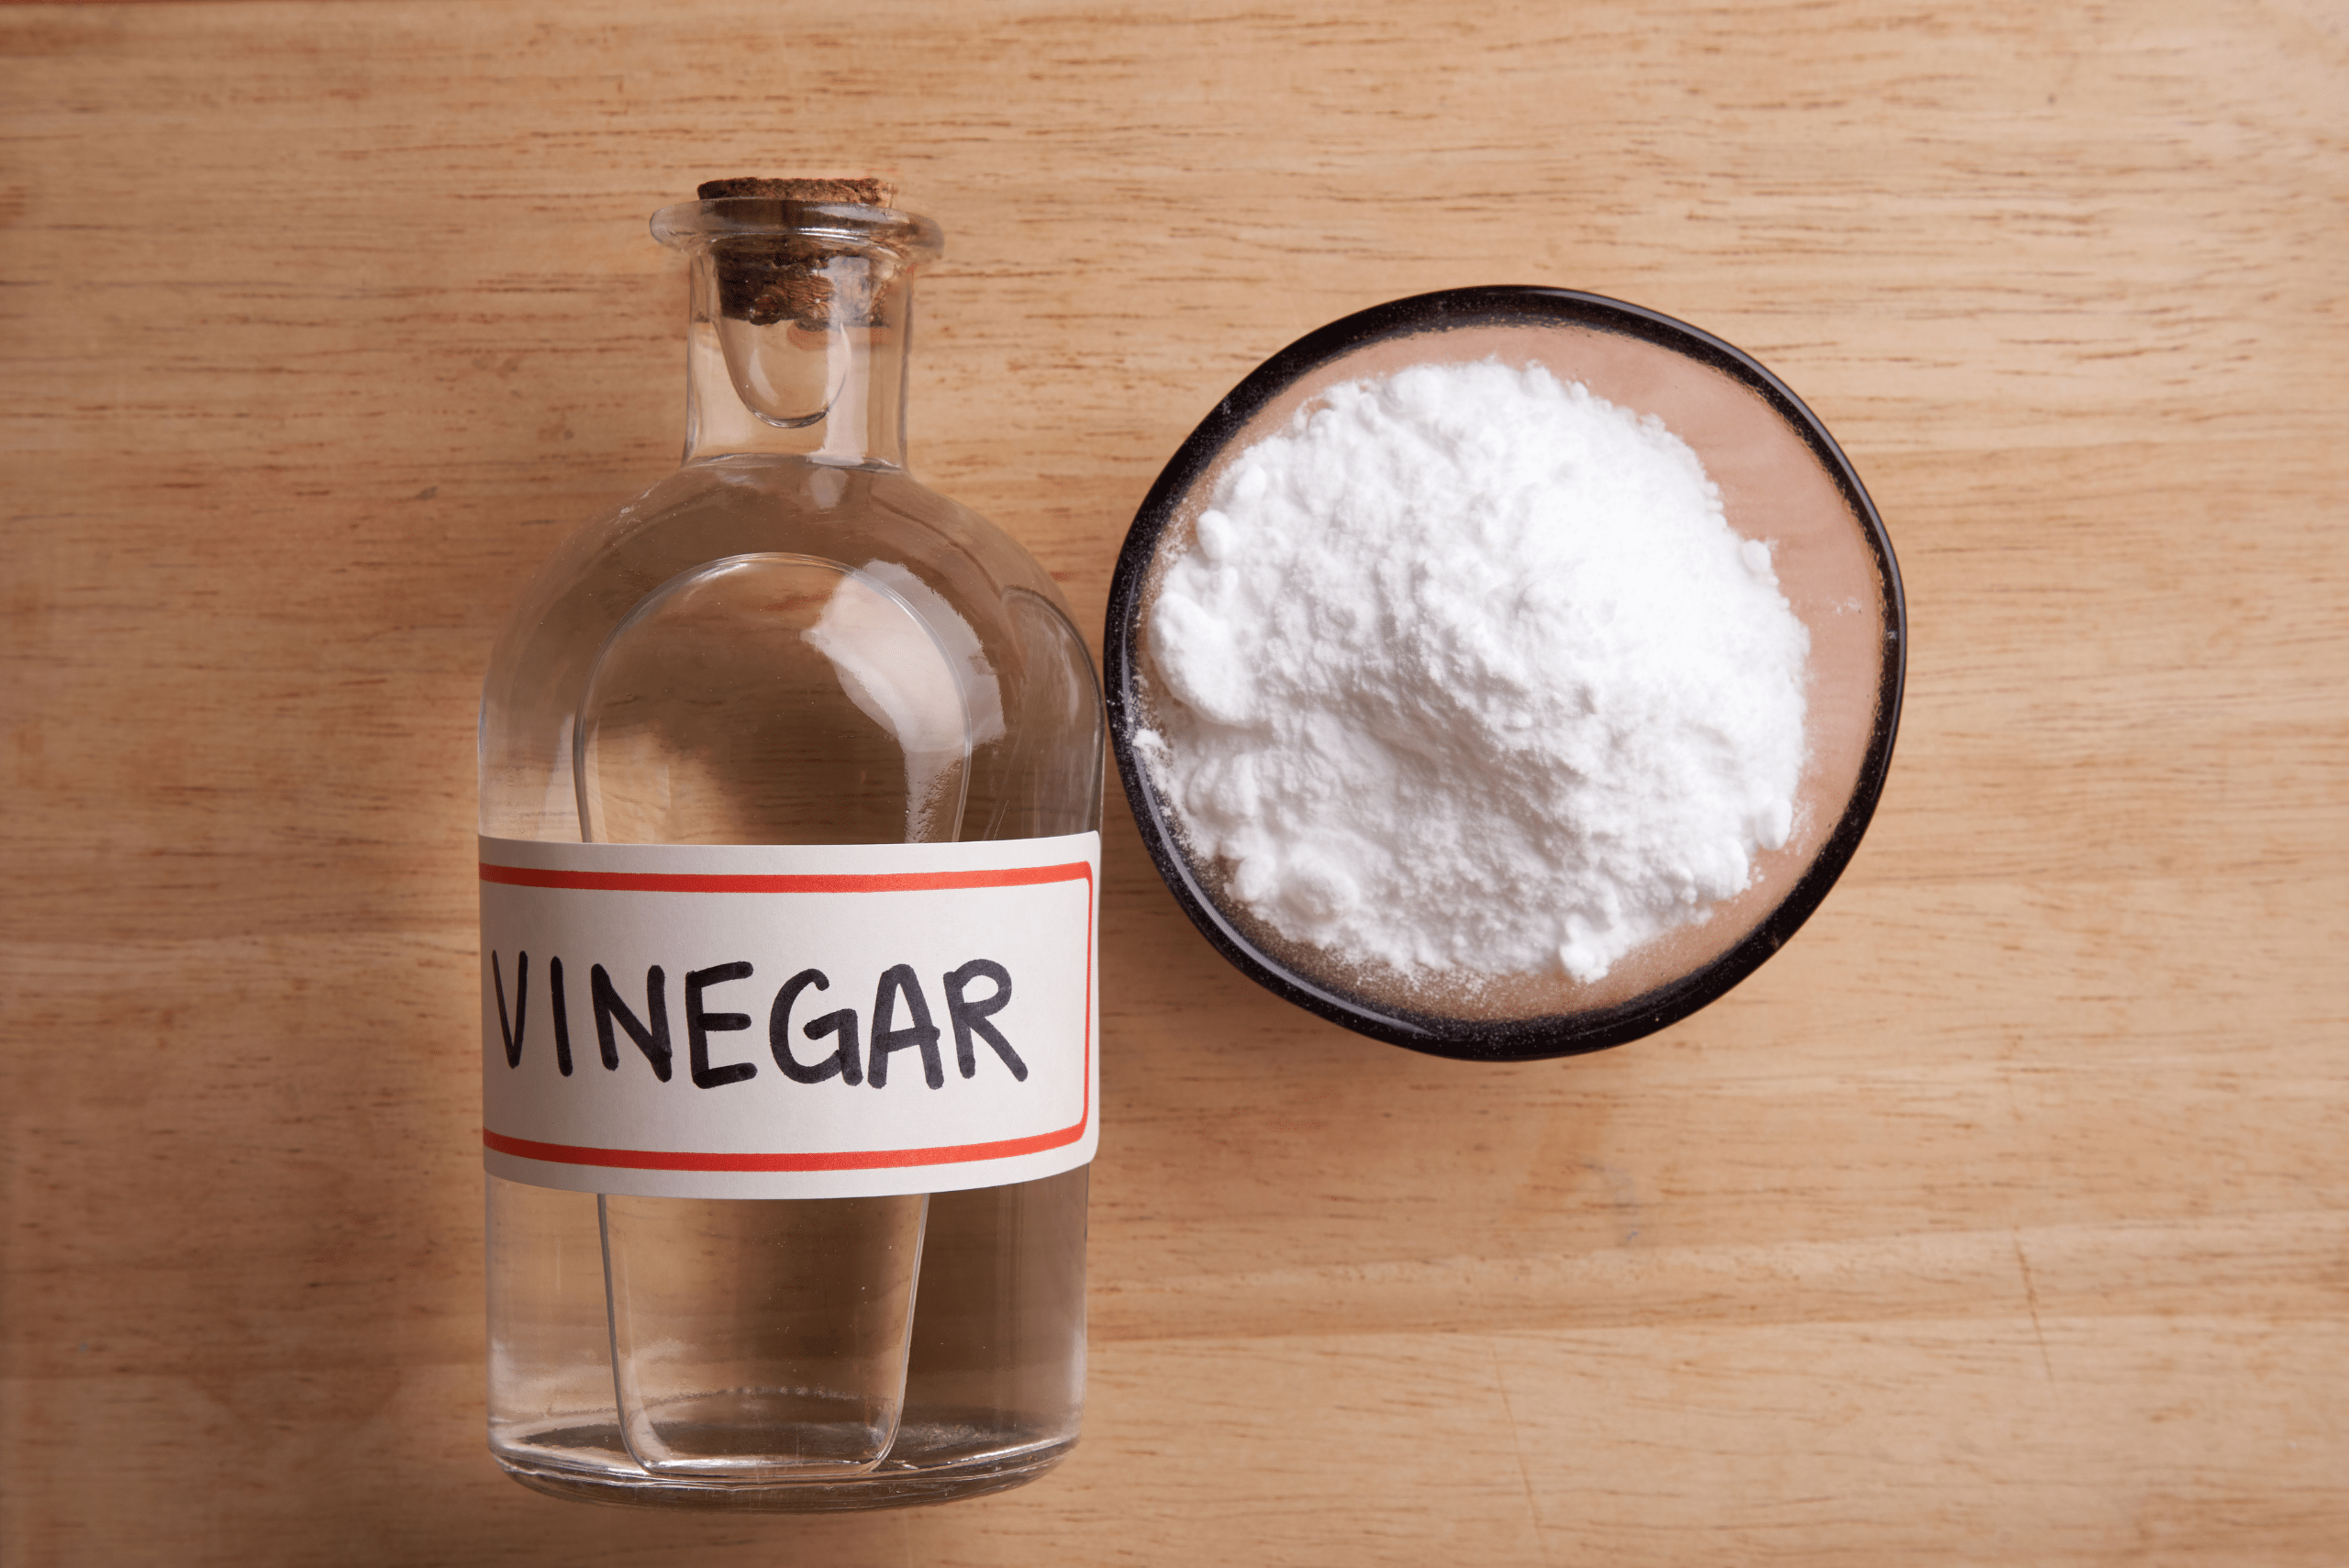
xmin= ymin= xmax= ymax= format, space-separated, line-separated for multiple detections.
xmin=1133 ymin=358 xmax=1810 ymax=985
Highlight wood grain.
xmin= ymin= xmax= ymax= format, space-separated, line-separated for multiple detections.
xmin=5 ymin=2 xmax=2344 ymax=1563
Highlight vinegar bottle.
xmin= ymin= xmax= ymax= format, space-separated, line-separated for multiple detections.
xmin=476 ymin=179 xmax=1102 ymax=1509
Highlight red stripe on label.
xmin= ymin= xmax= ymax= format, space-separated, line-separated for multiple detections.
xmin=483 ymin=1120 xmax=1085 ymax=1173
xmin=480 ymin=861 xmax=1091 ymax=895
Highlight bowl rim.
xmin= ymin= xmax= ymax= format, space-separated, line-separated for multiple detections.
xmin=1102 ymin=284 xmax=1907 ymax=1062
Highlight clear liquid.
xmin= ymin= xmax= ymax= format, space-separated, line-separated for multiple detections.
xmin=486 ymin=1169 xmax=1088 ymax=1508
xmin=480 ymin=454 xmax=1102 ymax=1508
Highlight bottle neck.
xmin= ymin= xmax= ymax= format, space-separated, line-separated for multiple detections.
xmin=680 ymin=243 xmax=916 ymax=468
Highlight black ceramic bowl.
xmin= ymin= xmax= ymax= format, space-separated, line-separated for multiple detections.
xmin=1105 ymin=287 xmax=1905 ymax=1062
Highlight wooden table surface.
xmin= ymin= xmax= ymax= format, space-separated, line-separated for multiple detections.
xmin=5 ymin=3 xmax=2343 ymax=1562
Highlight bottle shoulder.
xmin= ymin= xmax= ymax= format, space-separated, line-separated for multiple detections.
xmin=491 ymin=456 xmax=1073 ymax=667
xmin=479 ymin=454 xmax=1102 ymax=844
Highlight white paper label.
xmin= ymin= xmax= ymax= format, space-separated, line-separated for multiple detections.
xmin=479 ymin=832 xmax=1098 ymax=1199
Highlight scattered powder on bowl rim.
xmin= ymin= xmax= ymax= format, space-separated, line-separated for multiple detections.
xmin=1130 ymin=358 xmax=1810 ymax=985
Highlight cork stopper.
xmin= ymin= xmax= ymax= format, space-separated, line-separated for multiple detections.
xmin=696 ymin=175 xmax=896 ymax=208
xmin=685 ymin=176 xmax=909 ymax=328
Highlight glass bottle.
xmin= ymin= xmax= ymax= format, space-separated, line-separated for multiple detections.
xmin=477 ymin=180 xmax=1103 ymax=1510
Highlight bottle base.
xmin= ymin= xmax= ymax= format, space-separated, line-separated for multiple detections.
xmin=494 ymin=1433 xmax=1077 ymax=1514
